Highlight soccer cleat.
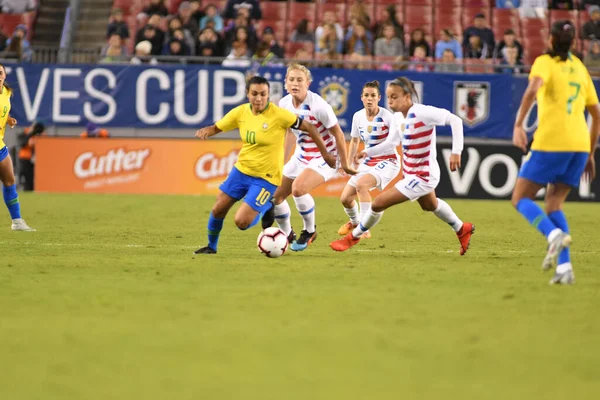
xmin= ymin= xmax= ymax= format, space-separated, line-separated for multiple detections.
xmin=338 ymin=222 xmax=371 ymax=238
xmin=290 ymin=228 xmax=317 ymax=251
xmin=194 ymin=246 xmax=217 ymax=255
xmin=542 ymin=232 xmax=572 ymax=271
xmin=338 ymin=221 xmax=354 ymax=235
xmin=261 ymin=199 xmax=276 ymax=229
xmin=11 ymin=219 xmax=36 ymax=232
xmin=287 ymin=228 xmax=297 ymax=244
xmin=456 ymin=222 xmax=475 ymax=256
xmin=549 ymin=269 xmax=575 ymax=285
xmin=330 ymin=233 xmax=361 ymax=252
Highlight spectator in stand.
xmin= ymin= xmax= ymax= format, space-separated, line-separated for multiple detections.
xmin=0 ymin=28 xmax=7 ymax=52
xmin=166 ymin=17 xmax=195 ymax=55
xmin=496 ymin=46 xmax=524 ymax=74
xmin=178 ymin=1 xmax=199 ymax=39
xmin=0 ymin=0 xmax=37 ymax=13
xmin=197 ymin=27 xmax=224 ymax=58
xmin=494 ymin=29 xmax=524 ymax=63
xmin=226 ymin=26 xmax=256 ymax=57
xmin=374 ymin=24 xmax=404 ymax=57
xmin=290 ymin=19 xmax=315 ymax=43
xmin=582 ymin=6 xmax=600 ymax=39
xmin=345 ymin=23 xmax=372 ymax=69
xmin=5 ymin=25 xmax=32 ymax=62
xmin=222 ymin=40 xmax=251 ymax=68
xmin=101 ymin=33 xmax=128 ymax=57
xmin=251 ymin=41 xmax=282 ymax=67
xmin=106 ymin=8 xmax=130 ymax=40
xmin=1 ymin=35 xmax=22 ymax=61
xmin=315 ymin=11 xmax=344 ymax=46
xmin=465 ymin=35 xmax=489 ymax=59
xmin=349 ymin=0 xmax=371 ymax=27
xmin=139 ymin=0 xmax=169 ymax=18
xmin=100 ymin=45 xmax=125 ymax=63
xmin=260 ymin=27 xmax=284 ymax=59
xmin=570 ymin=41 xmax=584 ymax=59
xmin=435 ymin=49 xmax=463 ymax=73
xmin=374 ymin=5 xmax=404 ymax=40
xmin=130 ymin=40 xmax=158 ymax=65
xmin=435 ymin=29 xmax=462 ymax=60
xmin=135 ymin=14 xmax=165 ymax=56
xmin=165 ymin=38 xmax=188 ymax=60
xmin=167 ymin=29 xmax=192 ymax=55
xmin=224 ymin=8 xmax=257 ymax=49
xmin=316 ymin=23 xmax=342 ymax=67
xmin=81 ymin=123 xmax=110 ymax=139
xmin=200 ymin=4 xmax=224 ymax=33
xmin=223 ymin=0 xmax=261 ymax=21
xmin=584 ymin=39 xmax=600 ymax=73
xmin=294 ymin=47 xmax=313 ymax=63
xmin=551 ymin=0 xmax=575 ymax=9
xmin=463 ymin=14 xmax=495 ymax=52
xmin=189 ymin=0 xmax=204 ymax=22
xmin=408 ymin=28 xmax=431 ymax=57
xmin=408 ymin=45 xmax=430 ymax=72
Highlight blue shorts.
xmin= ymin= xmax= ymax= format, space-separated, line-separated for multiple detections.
xmin=0 ymin=146 xmax=8 ymax=162
xmin=220 ymin=167 xmax=278 ymax=213
xmin=519 ymin=150 xmax=588 ymax=188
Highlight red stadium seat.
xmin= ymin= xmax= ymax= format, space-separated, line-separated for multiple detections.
xmin=316 ymin=3 xmax=348 ymax=28
xmin=261 ymin=2 xmax=288 ymax=22
xmin=0 ymin=14 xmax=25 ymax=37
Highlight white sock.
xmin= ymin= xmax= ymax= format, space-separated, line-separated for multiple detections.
xmin=548 ymin=228 xmax=562 ymax=243
xmin=344 ymin=203 xmax=360 ymax=225
xmin=352 ymin=209 xmax=383 ymax=238
xmin=294 ymin=194 xmax=316 ymax=233
xmin=433 ymin=198 xmax=463 ymax=232
xmin=274 ymin=201 xmax=292 ymax=236
xmin=556 ymin=262 xmax=573 ymax=274
xmin=359 ymin=202 xmax=371 ymax=222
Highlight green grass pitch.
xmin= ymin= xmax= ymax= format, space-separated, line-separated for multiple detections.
xmin=1 ymin=193 xmax=599 ymax=399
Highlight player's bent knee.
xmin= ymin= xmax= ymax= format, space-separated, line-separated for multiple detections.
xmin=291 ymin=186 xmax=308 ymax=198
xmin=234 ymin=217 xmax=252 ymax=230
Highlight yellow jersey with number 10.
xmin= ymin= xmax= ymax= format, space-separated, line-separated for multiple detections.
xmin=529 ymin=54 xmax=599 ymax=152
xmin=215 ymin=102 xmax=298 ymax=186
xmin=0 ymin=86 xmax=12 ymax=148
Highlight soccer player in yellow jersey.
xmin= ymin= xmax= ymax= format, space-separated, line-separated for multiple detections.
xmin=0 ymin=63 xmax=35 ymax=231
xmin=193 ymin=76 xmax=336 ymax=254
xmin=513 ymin=21 xmax=600 ymax=284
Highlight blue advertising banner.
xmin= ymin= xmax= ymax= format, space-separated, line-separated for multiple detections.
xmin=3 ymin=63 xmax=598 ymax=139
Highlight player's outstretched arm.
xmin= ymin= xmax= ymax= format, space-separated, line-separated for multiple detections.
xmin=328 ymin=124 xmax=357 ymax=175
xmin=585 ymin=103 xmax=600 ymax=181
xmin=195 ymin=125 xmax=222 ymax=140
xmin=446 ymin=113 xmax=464 ymax=172
xmin=298 ymin=119 xmax=336 ymax=168
xmin=514 ymin=77 xmax=543 ymax=153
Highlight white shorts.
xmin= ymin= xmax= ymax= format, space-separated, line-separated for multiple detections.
xmin=395 ymin=174 xmax=439 ymax=201
xmin=348 ymin=160 xmax=401 ymax=191
xmin=283 ymin=156 xmax=339 ymax=182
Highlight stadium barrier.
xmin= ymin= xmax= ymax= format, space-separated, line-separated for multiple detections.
xmin=35 ymin=137 xmax=599 ymax=201
xmin=4 ymin=62 xmax=566 ymax=140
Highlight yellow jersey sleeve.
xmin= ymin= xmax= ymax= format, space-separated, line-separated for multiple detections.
xmin=215 ymin=105 xmax=243 ymax=132
xmin=277 ymin=107 xmax=298 ymax=129
xmin=530 ymin=55 xmax=551 ymax=83
xmin=585 ymin=70 xmax=599 ymax=106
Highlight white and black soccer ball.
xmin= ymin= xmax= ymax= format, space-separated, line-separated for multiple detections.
xmin=257 ymin=227 xmax=288 ymax=258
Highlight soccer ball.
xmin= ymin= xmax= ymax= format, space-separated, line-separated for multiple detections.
xmin=257 ymin=227 xmax=288 ymax=258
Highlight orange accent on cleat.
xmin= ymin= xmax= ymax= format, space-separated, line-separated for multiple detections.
xmin=337 ymin=221 xmax=355 ymax=235
xmin=457 ymin=222 xmax=475 ymax=256
xmin=361 ymin=230 xmax=372 ymax=239
xmin=330 ymin=233 xmax=361 ymax=252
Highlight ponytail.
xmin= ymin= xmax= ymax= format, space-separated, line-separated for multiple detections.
xmin=547 ymin=20 xmax=575 ymax=61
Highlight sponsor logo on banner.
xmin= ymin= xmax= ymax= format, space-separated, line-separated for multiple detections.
xmin=454 ymin=82 xmax=490 ymax=127
xmin=435 ymin=144 xmax=597 ymax=201
xmin=384 ymin=80 xmax=423 ymax=108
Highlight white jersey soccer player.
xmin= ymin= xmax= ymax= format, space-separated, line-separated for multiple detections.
xmin=337 ymin=80 xmax=400 ymax=239
xmin=330 ymin=77 xmax=475 ymax=255
xmin=272 ymin=63 xmax=356 ymax=251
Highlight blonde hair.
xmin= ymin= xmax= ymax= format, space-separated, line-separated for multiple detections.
xmin=285 ymin=63 xmax=312 ymax=83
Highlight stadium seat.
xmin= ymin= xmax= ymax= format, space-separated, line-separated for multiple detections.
xmin=316 ymin=3 xmax=348 ymax=28
xmin=286 ymin=2 xmax=317 ymax=36
xmin=0 ymin=14 xmax=25 ymax=37
xmin=261 ymin=2 xmax=288 ymax=22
